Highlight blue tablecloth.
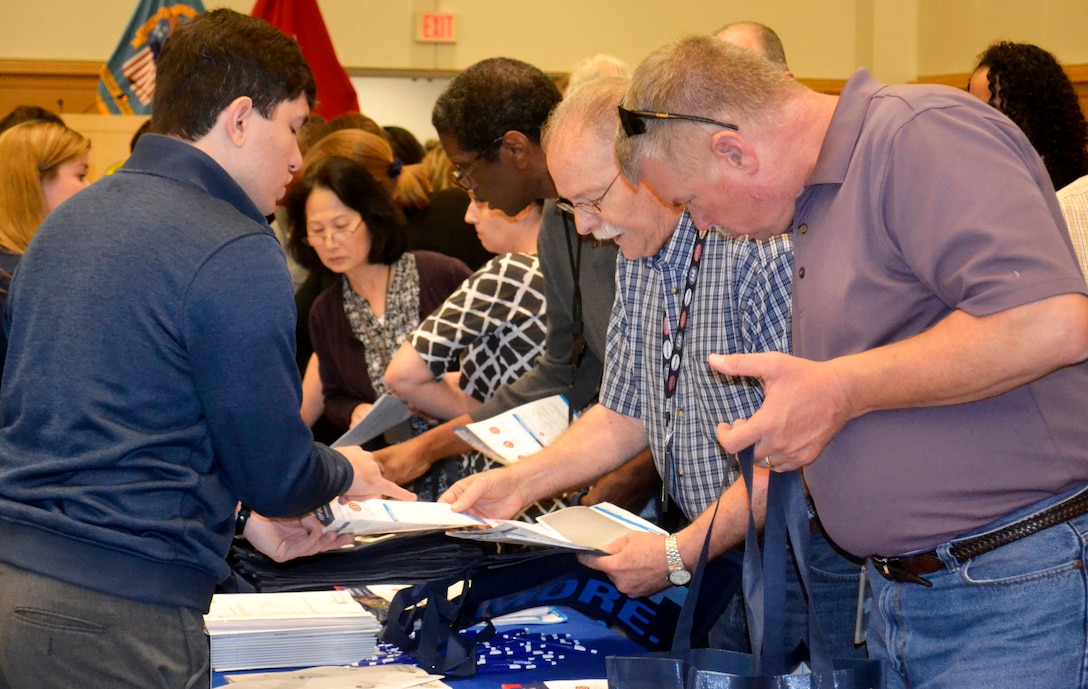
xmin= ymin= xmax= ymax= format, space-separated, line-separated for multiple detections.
xmin=212 ymin=606 xmax=645 ymax=687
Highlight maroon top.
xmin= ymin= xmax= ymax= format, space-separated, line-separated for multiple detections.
xmin=309 ymin=251 xmax=471 ymax=432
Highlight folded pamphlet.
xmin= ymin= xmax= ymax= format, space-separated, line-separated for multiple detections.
xmin=315 ymin=498 xmax=664 ymax=554
xmin=331 ymin=393 xmax=411 ymax=448
xmin=451 ymin=394 xmax=572 ymax=464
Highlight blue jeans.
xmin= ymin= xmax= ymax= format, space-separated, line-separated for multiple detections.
xmin=867 ymin=500 xmax=1088 ymax=689
xmin=711 ymin=527 xmax=867 ymax=660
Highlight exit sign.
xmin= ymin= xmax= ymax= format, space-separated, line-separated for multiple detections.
xmin=415 ymin=13 xmax=457 ymax=43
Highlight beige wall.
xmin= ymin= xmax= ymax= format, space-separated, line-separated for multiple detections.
xmin=4 ymin=1 xmax=1088 ymax=85
xmin=917 ymin=0 xmax=1088 ymax=77
xmin=1 ymin=0 xmax=868 ymax=80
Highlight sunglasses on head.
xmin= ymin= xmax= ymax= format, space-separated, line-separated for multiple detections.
xmin=617 ymin=105 xmax=739 ymax=137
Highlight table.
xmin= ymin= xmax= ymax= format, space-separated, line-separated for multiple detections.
xmin=212 ymin=607 xmax=645 ymax=688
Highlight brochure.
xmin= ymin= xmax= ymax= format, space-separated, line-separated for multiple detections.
xmin=314 ymin=499 xmax=487 ymax=536
xmin=331 ymin=393 xmax=411 ymax=448
xmin=451 ymin=394 xmax=572 ymax=464
xmin=315 ymin=498 xmax=664 ymax=554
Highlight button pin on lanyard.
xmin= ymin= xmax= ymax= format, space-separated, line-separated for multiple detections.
xmin=660 ymin=230 xmax=708 ymax=508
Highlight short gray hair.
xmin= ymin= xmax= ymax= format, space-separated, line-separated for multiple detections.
xmin=616 ymin=34 xmax=800 ymax=181
xmin=542 ymin=76 xmax=629 ymax=156
xmin=565 ymin=54 xmax=632 ymax=95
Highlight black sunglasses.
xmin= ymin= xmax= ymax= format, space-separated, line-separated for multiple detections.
xmin=617 ymin=105 xmax=739 ymax=137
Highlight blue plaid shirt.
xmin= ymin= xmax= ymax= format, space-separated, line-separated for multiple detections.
xmin=600 ymin=212 xmax=793 ymax=519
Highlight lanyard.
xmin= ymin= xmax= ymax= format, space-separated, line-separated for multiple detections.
xmin=660 ymin=229 xmax=709 ymax=509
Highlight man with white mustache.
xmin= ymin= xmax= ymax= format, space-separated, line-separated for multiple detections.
xmin=442 ymin=76 xmax=865 ymax=657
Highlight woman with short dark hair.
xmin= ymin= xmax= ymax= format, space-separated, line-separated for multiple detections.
xmin=286 ymin=156 xmax=471 ymax=499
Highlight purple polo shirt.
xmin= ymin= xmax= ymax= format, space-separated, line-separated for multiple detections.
xmin=795 ymin=69 xmax=1088 ymax=557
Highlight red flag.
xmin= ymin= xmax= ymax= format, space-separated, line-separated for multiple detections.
xmin=250 ymin=0 xmax=360 ymax=119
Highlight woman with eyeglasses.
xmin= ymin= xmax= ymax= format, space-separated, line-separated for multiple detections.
xmin=285 ymin=156 xmax=471 ymax=499
xmin=0 ymin=120 xmax=90 ymax=377
xmin=290 ymin=129 xmax=431 ymax=374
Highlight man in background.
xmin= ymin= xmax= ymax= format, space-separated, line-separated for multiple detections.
xmin=715 ymin=20 xmax=793 ymax=76
xmin=375 ymin=57 xmax=658 ymax=511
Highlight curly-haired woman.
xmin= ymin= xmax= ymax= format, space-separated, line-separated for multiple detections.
xmin=968 ymin=41 xmax=1088 ymax=191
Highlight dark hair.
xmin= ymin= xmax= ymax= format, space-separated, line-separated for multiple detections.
xmin=285 ymin=157 xmax=408 ymax=272
xmin=151 ymin=9 xmax=316 ymax=141
xmin=129 ymin=119 xmax=154 ymax=153
xmin=0 ymin=105 xmax=65 ymax=134
xmin=432 ymin=57 xmax=561 ymax=158
xmin=975 ymin=41 xmax=1088 ymax=190
xmin=383 ymin=125 xmax=426 ymax=165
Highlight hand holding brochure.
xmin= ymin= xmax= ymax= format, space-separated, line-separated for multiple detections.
xmin=451 ymin=394 xmax=572 ymax=464
xmin=314 ymin=499 xmax=487 ymax=535
xmin=315 ymin=498 xmax=665 ymax=553
xmin=331 ymin=393 xmax=411 ymax=448
xmin=450 ymin=502 xmax=667 ymax=552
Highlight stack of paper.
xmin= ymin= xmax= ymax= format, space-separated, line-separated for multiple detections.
xmin=205 ymin=590 xmax=380 ymax=672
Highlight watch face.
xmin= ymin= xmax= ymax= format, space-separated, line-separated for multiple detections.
xmin=668 ymin=568 xmax=692 ymax=586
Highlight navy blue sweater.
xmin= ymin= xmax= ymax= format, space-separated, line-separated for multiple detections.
xmin=0 ymin=134 xmax=352 ymax=611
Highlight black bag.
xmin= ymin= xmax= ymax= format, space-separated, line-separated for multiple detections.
xmin=222 ymin=531 xmax=493 ymax=593
xmin=378 ymin=538 xmax=744 ymax=677
xmin=606 ymin=448 xmax=883 ymax=689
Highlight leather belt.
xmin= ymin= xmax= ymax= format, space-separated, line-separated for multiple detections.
xmin=872 ymin=486 xmax=1088 ymax=588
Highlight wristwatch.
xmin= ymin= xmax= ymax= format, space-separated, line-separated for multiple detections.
xmin=665 ymin=533 xmax=692 ymax=586
xmin=235 ymin=505 xmax=252 ymax=539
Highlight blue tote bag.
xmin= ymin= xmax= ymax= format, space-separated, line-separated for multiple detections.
xmin=606 ymin=447 xmax=883 ymax=689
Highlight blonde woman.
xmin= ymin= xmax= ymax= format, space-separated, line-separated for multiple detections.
xmin=0 ymin=120 xmax=90 ymax=372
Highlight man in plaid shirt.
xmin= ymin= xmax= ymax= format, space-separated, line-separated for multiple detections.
xmin=442 ymin=75 xmax=864 ymax=658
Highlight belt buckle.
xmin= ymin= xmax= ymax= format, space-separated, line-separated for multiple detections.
xmin=871 ymin=556 xmax=934 ymax=588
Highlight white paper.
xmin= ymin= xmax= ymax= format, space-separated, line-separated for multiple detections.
xmin=224 ymin=664 xmax=447 ymax=688
xmin=205 ymin=591 xmax=381 ymax=672
xmin=331 ymin=394 xmax=411 ymax=448
xmin=452 ymin=395 xmax=571 ymax=464
xmin=448 ymin=502 xmax=666 ymax=552
xmin=206 ymin=591 xmax=377 ymax=629
xmin=314 ymin=499 xmax=488 ymax=536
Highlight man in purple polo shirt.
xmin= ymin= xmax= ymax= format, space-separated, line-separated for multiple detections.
xmin=616 ymin=35 xmax=1088 ymax=689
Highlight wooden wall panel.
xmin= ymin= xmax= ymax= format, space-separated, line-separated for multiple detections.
xmin=0 ymin=60 xmax=101 ymax=116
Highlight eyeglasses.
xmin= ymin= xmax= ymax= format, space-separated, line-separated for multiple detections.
xmin=617 ymin=105 xmax=739 ymax=138
xmin=556 ymin=173 xmax=621 ymax=216
xmin=303 ymin=219 xmax=363 ymax=246
xmin=452 ymin=135 xmax=505 ymax=191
